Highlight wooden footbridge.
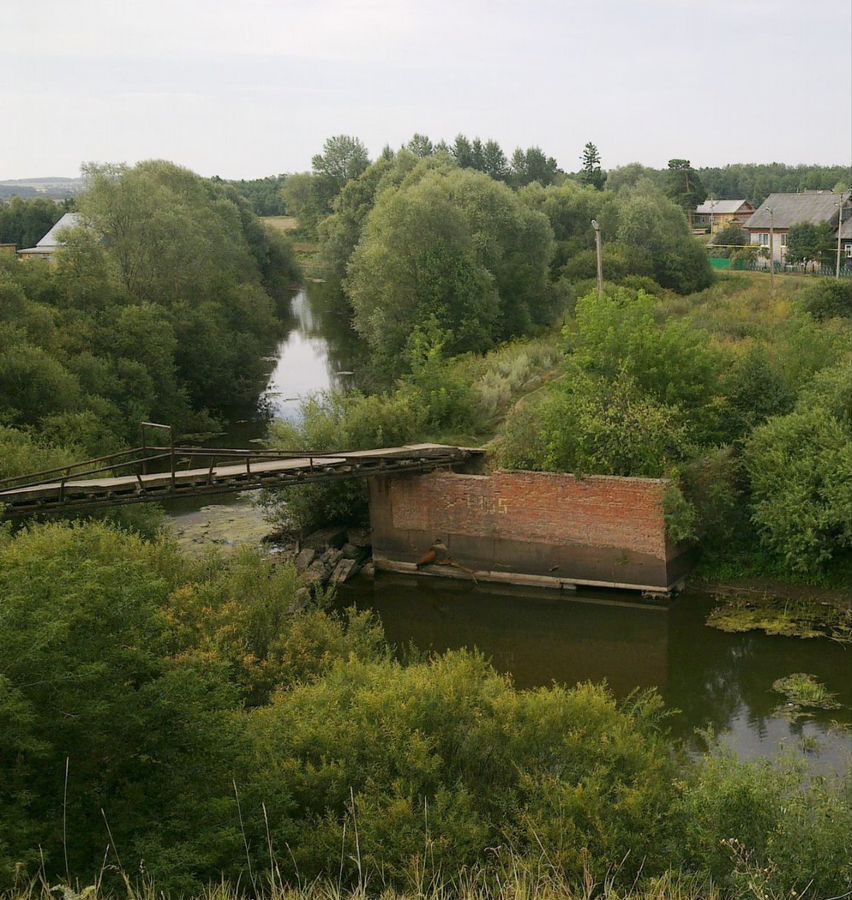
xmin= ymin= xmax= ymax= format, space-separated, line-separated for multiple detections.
xmin=0 ymin=423 xmax=481 ymax=519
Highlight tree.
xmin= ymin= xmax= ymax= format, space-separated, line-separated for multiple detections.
xmin=0 ymin=197 xmax=63 ymax=248
xmin=664 ymin=158 xmax=707 ymax=214
xmin=405 ymin=133 xmax=434 ymax=157
xmin=450 ymin=135 xmax=509 ymax=181
xmin=786 ymin=221 xmax=836 ymax=267
xmin=481 ymin=139 xmax=510 ymax=181
xmin=346 ymin=168 xmax=553 ymax=367
xmin=311 ymin=135 xmax=370 ymax=210
xmin=616 ymin=181 xmax=713 ymax=293
xmin=580 ymin=142 xmax=605 ymax=190
xmin=605 ymin=163 xmax=661 ymax=193
xmin=451 ymin=134 xmax=474 ymax=168
xmin=799 ymin=278 xmax=852 ymax=320
xmin=570 ymin=287 xmax=722 ymax=436
xmin=510 ymin=146 xmax=559 ymax=187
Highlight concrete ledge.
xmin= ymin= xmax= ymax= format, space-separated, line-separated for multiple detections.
xmin=373 ymin=556 xmax=676 ymax=597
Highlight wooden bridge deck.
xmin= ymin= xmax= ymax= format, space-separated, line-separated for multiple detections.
xmin=0 ymin=444 xmax=481 ymax=518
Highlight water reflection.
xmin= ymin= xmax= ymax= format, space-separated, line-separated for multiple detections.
xmin=338 ymin=574 xmax=852 ymax=771
xmin=262 ymin=289 xmax=347 ymax=422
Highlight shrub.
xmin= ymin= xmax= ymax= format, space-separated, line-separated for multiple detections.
xmin=570 ymin=288 xmax=723 ymax=439
xmin=244 ymin=653 xmax=677 ymax=886
xmin=676 ymin=750 xmax=852 ymax=895
xmin=0 ymin=522 xmax=245 ymax=892
xmin=744 ymin=408 xmax=852 ymax=573
xmin=168 ymin=547 xmax=385 ymax=705
xmin=799 ymin=278 xmax=852 ymax=320
xmin=499 ymin=368 xmax=692 ymax=477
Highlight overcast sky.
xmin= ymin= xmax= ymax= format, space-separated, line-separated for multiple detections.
xmin=3 ymin=0 xmax=851 ymax=180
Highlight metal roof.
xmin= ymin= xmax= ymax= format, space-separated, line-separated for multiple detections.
xmin=838 ymin=217 xmax=852 ymax=240
xmin=695 ymin=199 xmax=751 ymax=215
xmin=35 ymin=212 xmax=82 ymax=247
xmin=744 ymin=192 xmax=846 ymax=230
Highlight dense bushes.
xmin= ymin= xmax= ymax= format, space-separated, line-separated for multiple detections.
xmin=496 ymin=280 xmax=852 ymax=578
xmin=0 ymin=522 xmax=384 ymax=892
xmin=798 ymin=278 xmax=852 ymax=320
xmin=247 ymin=656 xmax=676 ymax=885
xmin=2 ymin=521 xmax=851 ymax=896
xmin=744 ymin=362 xmax=852 ymax=574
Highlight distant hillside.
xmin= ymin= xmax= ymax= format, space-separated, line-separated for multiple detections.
xmin=0 ymin=177 xmax=84 ymax=201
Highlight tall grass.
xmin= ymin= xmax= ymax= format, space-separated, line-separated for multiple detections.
xmin=3 ymin=864 xmax=726 ymax=900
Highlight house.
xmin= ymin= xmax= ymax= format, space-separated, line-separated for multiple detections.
xmin=838 ymin=216 xmax=852 ymax=263
xmin=693 ymin=199 xmax=753 ymax=233
xmin=743 ymin=191 xmax=851 ymax=264
xmin=17 ymin=212 xmax=82 ymax=262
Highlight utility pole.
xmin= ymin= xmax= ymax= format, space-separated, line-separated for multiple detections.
xmin=836 ymin=192 xmax=846 ymax=280
xmin=591 ymin=219 xmax=603 ymax=298
xmin=768 ymin=207 xmax=775 ymax=291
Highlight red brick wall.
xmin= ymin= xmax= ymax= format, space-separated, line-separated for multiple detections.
xmin=368 ymin=470 xmax=688 ymax=591
xmin=385 ymin=470 xmax=668 ymax=557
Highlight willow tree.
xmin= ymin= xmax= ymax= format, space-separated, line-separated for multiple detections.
xmin=346 ymin=168 xmax=553 ymax=370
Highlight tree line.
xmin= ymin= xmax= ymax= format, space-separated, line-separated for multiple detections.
xmin=0 ymin=160 xmax=300 ymax=476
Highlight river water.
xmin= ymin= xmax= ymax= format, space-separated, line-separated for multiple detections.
xmin=172 ymin=286 xmax=852 ymax=771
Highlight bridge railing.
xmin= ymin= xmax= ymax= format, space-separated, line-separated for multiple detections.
xmin=0 ymin=421 xmax=452 ymax=497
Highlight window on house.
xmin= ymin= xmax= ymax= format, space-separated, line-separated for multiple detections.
xmin=758 ymin=233 xmax=769 ymax=246
xmin=780 ymin=233 xmax=787 ymax=246
xmin=846 ymin=244 xmax=852 ymax=258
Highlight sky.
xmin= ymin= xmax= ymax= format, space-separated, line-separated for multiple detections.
xmin=2 ymin=0 xmax=851 ymax=180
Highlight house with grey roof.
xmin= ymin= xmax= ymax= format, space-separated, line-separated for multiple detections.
xmin=743 ymin=191 xmax=851 ymax=263
xmin=17 ymin=212 xmax=82 ymax=262
xmin=693 ymin=199 xmax=754 ymax=233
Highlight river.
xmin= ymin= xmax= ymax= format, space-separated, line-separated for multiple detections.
xmin=170 ymin=285 xmax=852 ymax=772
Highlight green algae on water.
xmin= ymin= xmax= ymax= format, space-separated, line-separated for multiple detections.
xmin=771 ymin=672 xmax=841 ymax=722
xmin=707 ymin=594 xmax=852 ymax=643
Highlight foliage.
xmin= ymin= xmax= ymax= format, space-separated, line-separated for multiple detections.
xmin=605 ymin=163 xmax=848 ymax=207
xmin=509 ymin=146 xmax=559 ymax=187
xmin=664 ymin=159 xmax=707 ymax=214
xmin=311 ymin=135 xmax=370 ymax=214
xmin=676 ymin=750 xmax=852 ymax=895
xmin=166 ymin=547 xmax=385 ymax=705
xmin=785 ymin=221 xmax=836 ymax=267
xmin=0 ymin=197 xmax=63 ymax=248
xmin=347 ymin=167 xmax=554 ymax=368
xmin=0 ymin=523 xmax=245 ymax=891
xmin=451 ymin=134 xmax=510 ymax=181
xmin=0 ymin=161 xmax=299 ymax=459
xmin=699 ymin=162 xmax=851 ymax=206
xmin=663 ymin=484 xmax=698 ymax=544
xmin=570 ymin=289 xmax=722 ymax=434
xmin=499 ymin=367 xmax=691 ymax=477
xmin=615 ymin=182 xmax=713 ymax=293
xmin=224 ymin=174 xmax=288 ymax=216
xmin=0 ymin=522 xmax=384 ymax=891
xmin=744 ymin=406 xmax=852 ymax=573
xmin=798 ymin=277 xmax=852 ymax=320
xmin=245 ymin=653 xmax=677 ymax=885
xmin=710 ymin=221 xmax=747 ymax=250
xmin=0 ymin=424 xmax=79 ymax=480
xmin=579 ymin=142 xmax=605 ymax=191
